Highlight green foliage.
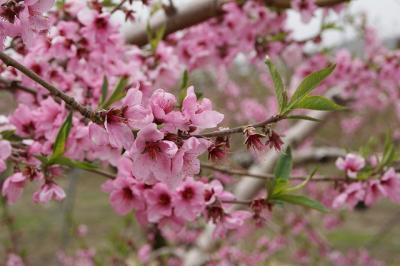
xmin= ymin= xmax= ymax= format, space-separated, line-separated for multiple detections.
xmin=100 ymin=76 xmax=109 ymax=106
xmin=50 ymin=156 xmax=98 ymax=171
xmin=290 ymin=96 xmax=344 ymax=111
xmin=265 ymin=56 xmax=288 ymax=113
xmin=266 ymin=147 xmax=326 ymax=212
xmin=274 ymin=147 xmax=292 ymax=180
xmin=147 ymin=24 xmax=166 ymax=53
xmin=178 ymin=70 xmax=189 ymax=107
xmin=265 ymin=59 xmax=342 ymax=115
xmin=271 ymin=194 xmax=328 ymax=212
xmin=50 ymin=112 xmax=72 ymax=161
xmin=0 ymin=130 xmax=22 ymax=141
xmin=100 ymin=77 xmax=129 ymax=109
xmin=288 ymin=64 xmax=336 ymax=108
xmin=285 ymin=115 xmax=321 ymax=122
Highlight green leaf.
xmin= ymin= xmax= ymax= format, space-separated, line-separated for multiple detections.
xmin=51 ymin=156 xmax=98 ymax=170
xmin=380 ymin=134 xmax=396 ymax=167
xmin=288 ymin=64 xmax=336 ymax=110
xmin=285 ymin=115 xmax=321 ymax=122
xmin=102 ymin=0 xmax=116 ymax=7
xmin=101 ymin=77 xmax=129 ymax=109
xmin=52 ymin=112 xmax=73 ymax=159
xmin=178 ymin=70 xmax=189 ymax=107
xmin=273 ymin=194 xmax=328 ymax=212
xmin=265 ymin=56 xmax=287 ymax=113
xmin=291 ymin=96 xmax=344 ymax=111
xmin=147 ymin=23 xmax=166 ymax=52
xmin=274 ymin=146 xmax=292 ymax=180
xmin=0 ymin=130 xmax=22 ymax=141
xmin=100 ymin=76 xmax=109 ymax=106
xmin=286 ymin=168 xmax=317 ymax=192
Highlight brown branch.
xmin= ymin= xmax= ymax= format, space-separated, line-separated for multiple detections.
xmin=0 ymin=52 xmax=103 ymax=123
xmin=201 ymin=162 xmax=348 ymax=182
xmin=0 ymin=76 xmax=36 ymax=95
xmin=111 ymin=0 xmax=129 ymax=14
xmin=195 ymin=114 xmax=284 ymax=138
xmin=82 ymin=168 xmax=116 ymax=179
xmin=265 ymin=0 xmax=350 ymax=9
xmin=124 ymin=0 xmax=350 ymax=46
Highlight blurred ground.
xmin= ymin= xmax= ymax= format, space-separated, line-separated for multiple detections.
xmin=1 ymin=84 xmax=400 ymax=265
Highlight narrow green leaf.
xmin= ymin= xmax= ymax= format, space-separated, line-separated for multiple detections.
xmin=101 ymin=77 xmax=129 ymax=109
xmin=148 ymin=24 xmax=166 ymax=52
xmin=285 ymin=115 xmax=321 ymax=122
xmin=291 ymin=96 xmax=344 ymax=111
xmin=286 ymin=168 xmax=317 ymax=192
xmin=51 ymin=156 xmax=98 ymax=170
xmin=0 ymin=130 xmax=22 ymax=141
xmin=52 ymin=112 xmax=73 ymax=159
xmin=178 ymin=70 xmax=189 ymax=107
xmin=274 ymin=194 xmax=328 ymax=212
xmin=100 ymin=76 xmax=108 ymax=105
xmin=381 ymin=135 xmax=396 ymax=167
xmin=274 ymin=146 xmax=292 ymax=180
xmin=265 ymin=56 xmax=287 ymax=113
xmin=288 ymin=64 xmax=336 ymax=110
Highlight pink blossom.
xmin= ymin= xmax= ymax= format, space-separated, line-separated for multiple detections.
xmin=77 ymin=9 xmax=113 ymax=45
xmin=109 ymin=177 xmax=144 ymax=215
xmin=173 ymin=177 xmax=205 ymax=221
xmin=380 ymin=168 xmax=400 ymax=203
xmin=332 ymin=182 xmax=365 ymax=209
xmin=213 ymin=210 xmax=252 ymax=238
xmin=173 ymin=137 xmax=211 ymax=178
xmin=182 ymin=86 xmax=224 ymax=130
xmin=144 ymin=183 xmax=175 ymax=223
xmin=364 ymin=180 xmax=385 ymax=206
xmin=335 ymin=153 xmax=365 ymax=178
xmin=19 ymin=0 xmax=54 ymax=45
xmin=9 ymin=104 xmax=37 ymax=137
xmin=2 ymin=173 xmax=27 ymax=204
xmin=292 ymin=0 xmax=317 ymax=23
xmin=93 ymin=88 xmax=153 ymax=150
xmin=150 ymin=89 xmax=177 ymax=122
xmin=129 ymin=123 xmax=178 ymax=185
xmin=33 ymin=182 xmax=66 ymax=203
xmin=0 ymin=140 xmax=11 ymax=173
xmin=6 ymin=253 xmax=24 ymax=266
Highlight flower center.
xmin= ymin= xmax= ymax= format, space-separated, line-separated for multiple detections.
xmin=158 ymin=192 xmax=171 ymax=206
xmin=144 ymin=142 xmax=161 ymax=160
xmin=181 ymin=186 xmax=194 ymax=201
xmin=122 ymin=187 xmax=134 ymax=200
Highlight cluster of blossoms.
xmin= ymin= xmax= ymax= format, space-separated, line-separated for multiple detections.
xmin=0 ymin=0 xmax=399 ymax=265
xmin=333 ymin=154 xmax=400 ymax=209
xmin=0 ymin=0 xmax=54 ymax=49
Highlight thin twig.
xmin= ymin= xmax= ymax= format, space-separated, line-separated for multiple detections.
xmin=201 ymin=162 xmax=348 ymax=182
xmin=0 ymin=76 xmax=36 ymax=95
xmin=0 ymin=52 xmax=103 ymax=123
xmin=195 ymin=115 xmax=284 ymax=138
xmin=83 ymin=168 xmax=116 ymax=179
xmin=111 ymin=0 xmax=129 ymax=14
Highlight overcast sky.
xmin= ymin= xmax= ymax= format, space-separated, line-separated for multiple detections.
xmin=288 ymin=0 xmax=400 ymax=47
xmin=121 ymin=0 xmax=400 ymax=47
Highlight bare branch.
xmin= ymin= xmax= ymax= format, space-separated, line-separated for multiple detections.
xmin=0 ymin=52 xmax=103 ymax=123
xmin=195 ymin=114 xmax=284 ymax=138
xmin=124 ymin=0 xmax=350 ymax=46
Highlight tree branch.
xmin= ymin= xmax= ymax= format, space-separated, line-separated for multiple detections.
xmin=124 ymin=0 xmax=350 ymax=46
xmin=184 ymin=110 xmax=331 ymax=266
xmin=195 ymin=114 xmax=284 ymax=138
xmin=0 ymin=52 xmax=103 ymax=123
xmin=201 ymin=161 xmax=347 ymax=182
xmin=0 ymin=76 xmax=36 ymax=95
